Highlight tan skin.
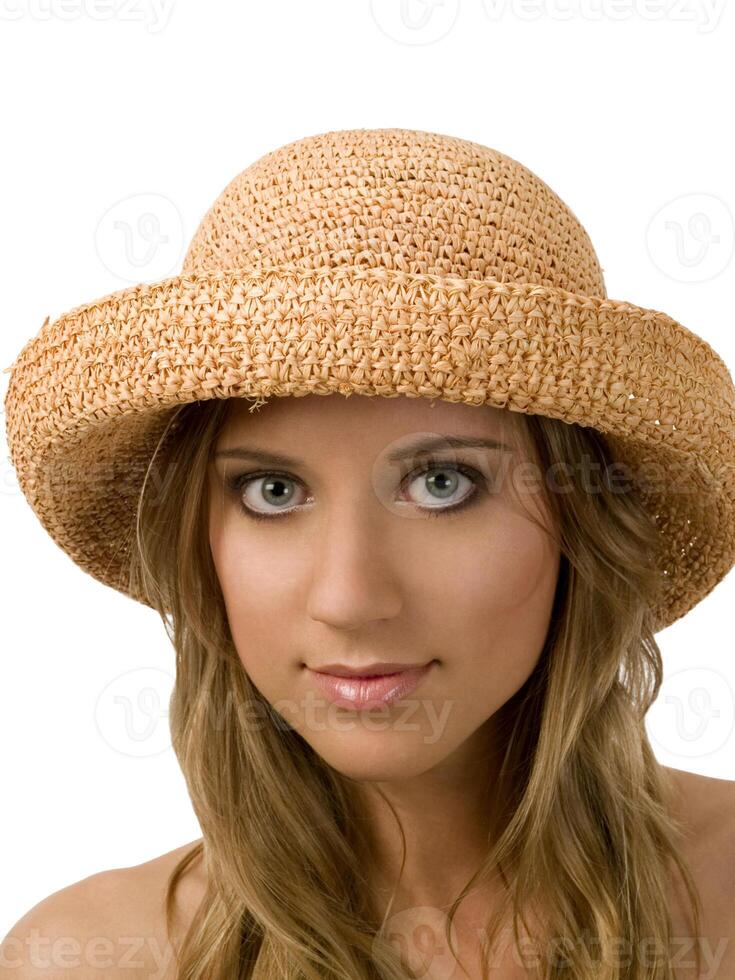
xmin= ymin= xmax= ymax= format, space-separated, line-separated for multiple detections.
xmin=2 ymin=395 xmax=734 ymax=978
xmin=208 ymin=394 xmax=561 ymax=924
xmin=2 ymin=770 xmax=733 ymax=979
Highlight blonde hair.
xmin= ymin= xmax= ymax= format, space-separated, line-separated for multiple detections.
xmin=128 ymin=394 xmax=704 ymax=979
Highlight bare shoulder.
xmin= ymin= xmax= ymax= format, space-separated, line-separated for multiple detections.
xmin=664 ymin=763 xmax=735 ymax=800
xmin=664 ymin=764 xmax=735 ymax=844
xmin=0 ymin=839 xmax=205 ymax=979
xmin=662 ymin=766 xmax=735 ymax=977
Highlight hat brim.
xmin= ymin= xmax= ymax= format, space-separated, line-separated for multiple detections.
xmin=5 ymin=263 xmax=735 ymax=633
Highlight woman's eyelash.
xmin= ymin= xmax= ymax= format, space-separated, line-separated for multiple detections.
xmin=223 ymin=456 xmax=487 ymax=522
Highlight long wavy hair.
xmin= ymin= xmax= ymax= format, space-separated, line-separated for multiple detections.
xmin=127 ymin=392 xmax=704 ymax=979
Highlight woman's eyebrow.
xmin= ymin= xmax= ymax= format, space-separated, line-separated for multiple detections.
xmin=213 ymin=434 xmax=509 ymax=468
xmin=386 ymin=434 xmax=510 ymax=461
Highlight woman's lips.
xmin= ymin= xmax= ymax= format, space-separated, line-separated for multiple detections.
xmin=308 ymin=662 xmax=435 ymax=710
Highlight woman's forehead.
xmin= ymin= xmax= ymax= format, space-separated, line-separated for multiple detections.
xmin=218 ymin=393 xmax=524 ymax=447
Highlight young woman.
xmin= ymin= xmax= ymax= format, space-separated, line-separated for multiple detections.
xmin=3 ymin=127 xmax=735 ymax=979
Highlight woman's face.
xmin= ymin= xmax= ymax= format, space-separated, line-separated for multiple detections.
xmin=208 ymin=394 xmax=560 ymax=783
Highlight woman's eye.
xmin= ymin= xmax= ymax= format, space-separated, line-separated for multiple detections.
xmin=233 ymin=473 xmax=309 ymax=519
xmin=225 ymin=460 xmax=485 ymax=521
xmin=399 ymin=465 xmax=477 ymax=512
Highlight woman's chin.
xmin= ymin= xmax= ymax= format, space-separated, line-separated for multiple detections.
xmin=302 ymin=732 xmax=448 ymax=783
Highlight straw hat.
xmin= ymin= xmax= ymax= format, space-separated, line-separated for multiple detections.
xmin=4 ymin=127 xmax=735 ymax=632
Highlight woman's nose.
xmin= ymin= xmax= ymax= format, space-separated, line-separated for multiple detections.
xmin=305 ymin=502 xmax=404 ymax=629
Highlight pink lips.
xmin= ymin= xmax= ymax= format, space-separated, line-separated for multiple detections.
xmin=308 ymin=662 xmax=435 ymax=710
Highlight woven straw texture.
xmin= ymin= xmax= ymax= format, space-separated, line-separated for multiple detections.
xmin=4 ymin=127 xmax=735 ymax=633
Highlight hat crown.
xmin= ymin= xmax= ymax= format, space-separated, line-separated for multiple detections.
xmin=182 ymin=128 xmax=606 ymax=297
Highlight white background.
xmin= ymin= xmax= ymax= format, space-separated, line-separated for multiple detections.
xmin=1 ymin=0 xmax=734 ymax=936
